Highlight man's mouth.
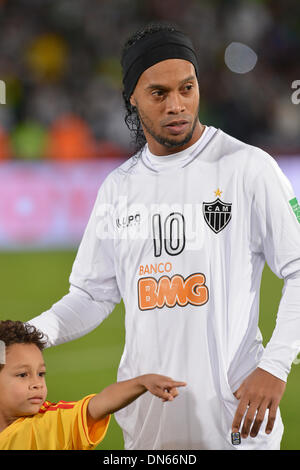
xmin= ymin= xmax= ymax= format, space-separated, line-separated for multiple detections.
xmin=164 ymin=120 xmax=189 ymax=135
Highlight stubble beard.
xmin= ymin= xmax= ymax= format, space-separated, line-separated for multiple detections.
xmin=136 ymin=105 xmax=200 ymax=150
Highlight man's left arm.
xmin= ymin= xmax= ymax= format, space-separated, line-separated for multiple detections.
xmin=233 ymin=271 xmax=300 ymax=439
xmin=232 ymin=153 xmax=300 ymax=439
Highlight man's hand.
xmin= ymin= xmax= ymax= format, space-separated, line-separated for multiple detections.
xmin=232 ymin=367 xmax=286 ymax=439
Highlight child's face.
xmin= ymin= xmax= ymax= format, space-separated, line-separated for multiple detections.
xmin=0 ymin=343 xmax=47 ymax=420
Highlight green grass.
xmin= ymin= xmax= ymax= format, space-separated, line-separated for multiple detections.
xmin=0 ymin=251 xmax=299 ymax=450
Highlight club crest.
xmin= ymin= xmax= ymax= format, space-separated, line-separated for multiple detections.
xmin=203 ymin=197 xmax=232 ymax=233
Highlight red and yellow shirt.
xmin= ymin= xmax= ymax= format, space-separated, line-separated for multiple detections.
xmin=0 ymin=394 xmax=110 ymax=450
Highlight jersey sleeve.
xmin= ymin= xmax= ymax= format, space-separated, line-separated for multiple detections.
xmin=28 ymin=287 xmax=116 ymax=346
xmin=28 ymin=173 xmax=121 ymax=347
xmin=37 ymin=395 xmax=110 ymax=450
xmin=250 ymin=153 xmax=300 ymax=276
xmin=250 ymin=152 xmax=300 ymax=381
xmin=70 ymin=395 xmax=110 ymax=450
xmin=69 ymin=173 xmax=121 ymax=303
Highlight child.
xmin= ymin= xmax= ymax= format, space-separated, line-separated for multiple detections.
xmin=0 ymin=320 xmax=186 ymax=450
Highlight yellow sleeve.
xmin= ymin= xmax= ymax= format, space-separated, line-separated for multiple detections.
xmin=70 ymin=394 xmax=111 ymax=450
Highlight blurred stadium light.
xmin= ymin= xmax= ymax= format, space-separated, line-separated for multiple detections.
xmin=0 ymin=0 xmax=299 ymax=155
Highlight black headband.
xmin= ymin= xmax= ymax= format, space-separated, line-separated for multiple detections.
xmin=122 ymin=30 xmax=199 ymax=100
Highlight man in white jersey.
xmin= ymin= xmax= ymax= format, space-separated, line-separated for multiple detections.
xmin=29 ymin=23 xmax=300 ymax=450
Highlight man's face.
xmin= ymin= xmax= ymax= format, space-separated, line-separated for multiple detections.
xmin=0 ymin=343 xmax=47 ymax=421
xmin=130 ymin=58 xmax=202 ymax=155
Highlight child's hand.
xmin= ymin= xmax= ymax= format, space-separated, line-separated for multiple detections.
xmin=140 ymin=374 xmax=187 ymax=402
xmin=88 ymin=374 xmax=187 ymax=420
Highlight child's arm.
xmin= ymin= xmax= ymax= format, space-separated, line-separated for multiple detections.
xmin=87 ymin=374 xmax=186 ymax=422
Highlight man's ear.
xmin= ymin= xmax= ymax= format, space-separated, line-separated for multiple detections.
xmin=130 ymin=94 xmax=136 ymax=108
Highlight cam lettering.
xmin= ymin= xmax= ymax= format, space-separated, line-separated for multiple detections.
xmin=206 ymin=205 xmax=229 ymax=212
xmin=138 ymin=273 xmax=208 ymax=310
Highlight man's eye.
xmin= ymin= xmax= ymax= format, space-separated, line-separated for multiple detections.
xmin=183 ymin=84 xmax=193 ymax=92
xmin=17 ymin=373 xmax=27 ymax=378
xmin=39 ymin=372 xmax=46 ymax=377
xmin=152 ymin=90 xmax=164 ymax=97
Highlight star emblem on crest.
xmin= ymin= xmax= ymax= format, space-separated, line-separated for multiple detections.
xmin=214 ymin=188 xmax=222 ymax=197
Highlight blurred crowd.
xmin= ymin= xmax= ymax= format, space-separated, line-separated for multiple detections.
xmin=0 ymin=0 xmax=299 ymax=162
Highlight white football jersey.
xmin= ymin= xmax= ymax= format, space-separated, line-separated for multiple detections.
xmin=32 ymin=127 xmax=300 ymax=450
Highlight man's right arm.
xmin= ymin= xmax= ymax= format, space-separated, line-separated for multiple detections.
xmin=28 ymin=285 xmax=117 ymax=347
xmin=28 ymin=174 xmax=121 ymax=346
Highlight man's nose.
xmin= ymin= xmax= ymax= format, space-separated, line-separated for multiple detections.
xmin=166 ymin=92 xmax=185 ymax=114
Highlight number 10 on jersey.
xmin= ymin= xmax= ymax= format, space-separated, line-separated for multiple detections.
xmin=152 ymin=212 xmax=186 ymax=257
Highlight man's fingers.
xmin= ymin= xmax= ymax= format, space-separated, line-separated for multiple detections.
xmin=233 ymin=399 xmax=278 ymax=438
xmin=232 ymin=398 xmax=249 ymax=433
xmin=265 ymin=401 xmax=278 ymax=434
xmin=249 ymin=400 xmax=268 ymax=437
xmin=231 ymin=369 xmax=285 ymax=441
xmin=241 ymin=402 xmax=260 ymax=438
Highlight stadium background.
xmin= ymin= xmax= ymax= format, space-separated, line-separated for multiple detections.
xmin=0 ymin=0 xmax=299 ymax=450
